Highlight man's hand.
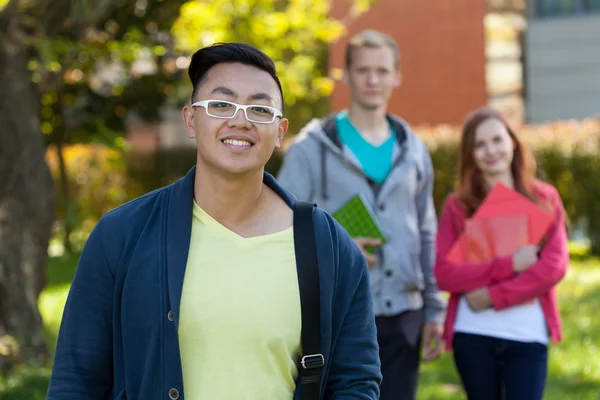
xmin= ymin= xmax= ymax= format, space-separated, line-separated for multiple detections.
xmin=352 ymin=237 xmax=382 ymax=268
xmin=422 ymin=322 xmax=443 ymax=362
xmin=465 ymin=288 xmax=492 ymax=311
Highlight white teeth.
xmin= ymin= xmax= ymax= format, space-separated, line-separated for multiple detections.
xmin=223 ymin=139 xmax=251 ymax=147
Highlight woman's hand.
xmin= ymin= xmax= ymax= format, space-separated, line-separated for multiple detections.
xmin=512 ymin=245 xmax=539 ymax=273
xmin=465 ymin=288 xmax=492 ymax=311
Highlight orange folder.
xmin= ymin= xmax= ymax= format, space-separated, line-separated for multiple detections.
xmin=446 ymin=183 xmax=554 ymax=264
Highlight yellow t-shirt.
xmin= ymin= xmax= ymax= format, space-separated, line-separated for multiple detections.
xmin=178 ymin=202 xmax=301 ymax=399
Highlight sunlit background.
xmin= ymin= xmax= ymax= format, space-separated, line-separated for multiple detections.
xmin=1 ymin=0 xmax=599 ymax=398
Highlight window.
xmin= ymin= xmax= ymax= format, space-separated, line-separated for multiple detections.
xmin=538 ymin=0 xmax=576 ymax=16
xmin=536 ymin=0 xmax=600 ymax=16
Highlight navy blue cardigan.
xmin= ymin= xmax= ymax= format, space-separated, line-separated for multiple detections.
xmin=47 ymin=167 xmax=381 ymax=399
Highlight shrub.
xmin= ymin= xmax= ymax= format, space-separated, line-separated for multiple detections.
xmin=414 ymin=118 xmax=600 ymax=254
xmin=273 ymin=118 xmax=600 ymax=254
xmin=46 ymin=118 xmax=600 ymax=255
xmin=45 ymin=145 xmax=196 ymax=250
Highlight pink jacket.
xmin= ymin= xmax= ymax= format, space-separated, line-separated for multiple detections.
xmin=434 ymin=181 xmax=569 ymax=350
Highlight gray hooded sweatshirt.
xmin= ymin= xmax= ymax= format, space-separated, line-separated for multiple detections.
xmin=277 ymin=114 xmax=446 ymax=324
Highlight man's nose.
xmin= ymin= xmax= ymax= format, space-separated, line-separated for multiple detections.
xmin=367 ymin=71 xmax=379 ymax=85
xmin=228 ymin=108 xmax=251 ymax=128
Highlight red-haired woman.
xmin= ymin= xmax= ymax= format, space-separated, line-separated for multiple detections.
xmin=434 ymin=107 xmax=569 ymax=400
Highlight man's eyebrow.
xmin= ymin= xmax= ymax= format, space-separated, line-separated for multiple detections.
xmin=210 ymin=87 xmax=276 ymax=105
xmin=211 ymin=86 xmax=237 ymax=97
xmin=249 ymin=92 xmax=273 ymax=102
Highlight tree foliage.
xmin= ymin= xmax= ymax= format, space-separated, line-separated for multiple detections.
xmin=35 ymin=0 xmax=377 ymax=150
xmin=36 ymin=0 xmax=378 ymax=240
xmin=0 ymin=0 xmax=377 ymax=370
xmin=172 ymin=0 xmax=376 ymax=132
xmin=35 ymin=1 xmax=184 ymax=149
xmin=173 ymin=0 xmax=344 ymax=106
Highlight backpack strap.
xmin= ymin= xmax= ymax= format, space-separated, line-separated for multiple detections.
xmin=293 ymin=201 xmax=324 ymax=400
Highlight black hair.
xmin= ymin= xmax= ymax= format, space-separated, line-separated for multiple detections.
xmin=188 ymin=42 xmax=284 ymax=112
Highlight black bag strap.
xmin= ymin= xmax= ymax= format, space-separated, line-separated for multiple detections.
xmin=293 ymin=201 xmax=324 ymax=400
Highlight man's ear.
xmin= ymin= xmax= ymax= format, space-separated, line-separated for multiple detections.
xmin=182 ymin=105 xmax=196 ymax=139
xmin=276 ymin=118 xmax=289 ymax=148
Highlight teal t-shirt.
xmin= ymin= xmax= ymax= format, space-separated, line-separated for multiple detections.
xmin=335 ymin=111 xmax=396 ymax=185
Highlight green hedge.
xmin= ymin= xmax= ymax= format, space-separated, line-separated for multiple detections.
xmin=413 ymin=120 xmax=600 ymax=255
xmin=47 ymin=119 xmax=600 ymax=254
xmin=272 ymin=119 xmax=600 ymax=254
xmin=425 ymin=143 xmax=600 ymax=255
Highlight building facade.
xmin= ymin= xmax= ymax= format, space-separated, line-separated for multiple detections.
xmin=525 ymin=0 xmax=600 ymax=122
xmin=328 ymin=0 xmax=489 ymax=125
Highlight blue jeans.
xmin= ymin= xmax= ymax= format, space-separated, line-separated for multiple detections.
xmin=452 ymin=332 xmax=548 ymax=400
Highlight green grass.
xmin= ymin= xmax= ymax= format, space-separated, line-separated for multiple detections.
xmin=1 ymin=253 xmax=600 ymax=399
xmin=0 ymin=252 xmax=78 ymax=400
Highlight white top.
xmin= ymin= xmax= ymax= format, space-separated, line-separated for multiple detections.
xmin=454 ymin=296 xmax=549 ymax=344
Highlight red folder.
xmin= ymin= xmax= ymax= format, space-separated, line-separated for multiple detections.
xmin=447 ymin=183 xmax=554 ymax=264
xmin=464 ymin=215 xmax=529 ymax=263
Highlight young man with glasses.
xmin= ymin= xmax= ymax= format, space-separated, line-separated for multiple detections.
xmin=47 ymin=42 xmax=381 ymax=399
xmin=278 ymin=30 xmax=446 ymax=400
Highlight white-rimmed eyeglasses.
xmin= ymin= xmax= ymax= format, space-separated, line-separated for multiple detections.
xmin=191 ymin=99 xmax=282 ymax=124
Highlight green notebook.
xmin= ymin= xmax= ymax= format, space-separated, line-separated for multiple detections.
xmin=332 ymin=193 xmax=387 ymax=254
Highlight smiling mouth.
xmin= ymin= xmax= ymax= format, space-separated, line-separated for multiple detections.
xmin=222 ymin=139 xmax=254 ymax=149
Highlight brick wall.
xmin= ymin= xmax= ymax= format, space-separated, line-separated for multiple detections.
xmin=329 ymin=0 xmax=488 ymax=125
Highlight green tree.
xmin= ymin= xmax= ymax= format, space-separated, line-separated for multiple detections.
xmin=37 ymin=1 xmax=184 ymax=252
xmin=0 ymin=0 xmax=182 ymax=369
xmin=0 ymin=0 xmax=375 ymax=371
xmin=172 ymin=0 xmax=371 ymax=133
xmin=43 ymin=0 xmax=372 ymax=252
